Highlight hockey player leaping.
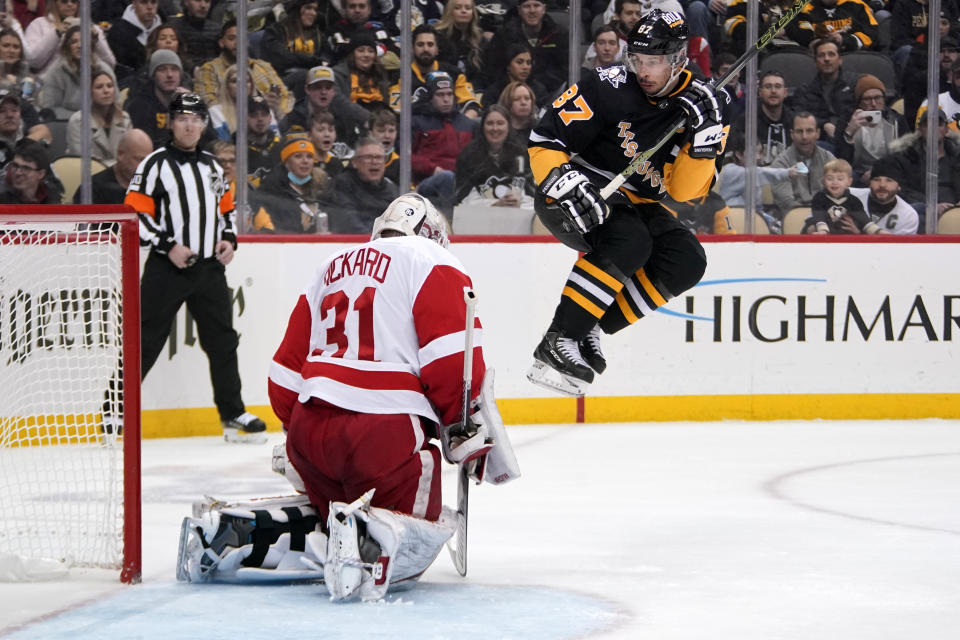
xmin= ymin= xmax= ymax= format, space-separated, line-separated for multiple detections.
xmin=527 ymin=9 xmax=726 ymax=396
xmin=177 ymin=194 xmax=518 ymax=601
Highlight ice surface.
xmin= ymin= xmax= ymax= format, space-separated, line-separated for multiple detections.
xmin=1 ymin=420 xmax=959 ymax=639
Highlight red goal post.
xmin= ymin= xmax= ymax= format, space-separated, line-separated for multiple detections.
xmin=0 ymin=206 xmax=141 ymax=584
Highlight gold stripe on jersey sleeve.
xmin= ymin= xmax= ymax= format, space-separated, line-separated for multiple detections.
xmin=663 ymin=146 xmax=716 ymax=202
xmin=563 ymin=286 xmax=605 ymax=318
xmin=529 ymin=146 xmax=571 ymax=185
xmin=576 ymin=257 xmax=623 ymax=290
xmin=637 ymin=268 xmax=668 ymax=307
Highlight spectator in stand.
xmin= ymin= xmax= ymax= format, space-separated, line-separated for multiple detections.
xmin=125 ymin=49 xmax=192 ymax=147
xmin=740 ymin=70 xmax=793 ymax=166
xmin=481 ymin=42 xmax=549 ymax=109
xmin=725 ymin=0 xmax=792 ymax=57
xmin=903 ymin=37 xmax=960 ymax=127
xmin=195 ymin=20 xmax=295 ymax=123
xmin=107 ymin=0 xmax=163 ymax=83
xmin=281 ymin=64 xmax=369 ymax=146
xmin=168 ymin=0 xmax=221 ymax=71
xmin=38 ymin=25 xmax=116 ymax=118
xmin=321 ymin=136 xmax=398 ymax=233
xmin=252 ymin=132 xmax=325 ymax=233
xmin=367 ymin=106 xmax=398 ymax=183
xmin=770 ymin=112 xmax=837 ymax=216
xmin=388 ymin=25 xmax=479 ymax=117
xmin=886 ymin=108 xmax=960 ymax=224
xmin=0 ymin=27 xmax=37 ymax=99
xmin=74 ymin=128 xmax=153 ymax=204
xmin=497 ymin=80 xmax=538 ymax=140
xmin=848 ymin=155 xmax=919 ymax=234
xmin=483 ymin=0 xmax=568 ymax=94
xmin=0 ymin=140 xmax=60 ymax=203
xmin=411 ymin=70 xmax=476 ymax=219
xmin=10 ymin=0 xmax=45 ymax=28
xmin=306 ymin=110 xmax=344 ymax=181
xmin=712 ymin=53 xmax=743 ymax=111
xmin=581 ymin=0 xmax=641 ymax=70
xmin=262 ymin=0 xmax=330 ymax=94
xmin=209 ymin=66 xmax=278 ymax=141
xmin=785 ymin=0 xmax=879 ymax=51
xmin=581 ymin=25 xmax=622 ymax=74
xmin=454 ymin=103 xmax=534 ymax=206
xmin=717 ymin=127 xmax=797 ymax=209
xmin=66 ymin=69 xmax=131 ymax=165
xmin=120 ymin=25 xmax=193 ymax=96
xmin=0 ymin=89 xmax=48 ymax=165
xmin=806 ymin=158 xmax=880 ymax=234
xmin=25 ymin=0 xmax=115 ymax=75
xmin=324 ymin=0 xmax=397 ymax=65
xmin=332 ymin=31 xmax=390 ymax=110
xmin=917 ymin=55 xmax=960 ymax=133
xmin=890 ymin=0 xmax=960 ymax=73
xmin=435 ymin=0 xmax=487 ymax=90
xmin=245 ymin=94 xmax=283 ymax=186
xmin=835 ymin=74 xmax=907 ymax=185
xmin=92 ymin=0 xmax=178 ymax=23
xmin=789 ymin=39 xmax=858 ymax=144
xmin=210 ymin=139 xmax=236 ymax=190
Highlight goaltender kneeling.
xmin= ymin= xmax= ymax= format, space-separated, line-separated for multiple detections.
xmin=177 ymin=194 xmax=519 ymax=601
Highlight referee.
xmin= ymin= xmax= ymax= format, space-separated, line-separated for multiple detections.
xmin=124 ymin=93 xmax=267 ymax=443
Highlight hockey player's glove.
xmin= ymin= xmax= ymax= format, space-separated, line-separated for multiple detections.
xmin=674 ymin=79 xmax=726 ymax=159
xmin=538 ymin=164 xmax=609 ymax=234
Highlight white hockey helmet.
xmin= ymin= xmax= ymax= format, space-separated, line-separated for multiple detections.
xmin=371 ymin=193 xmax=449 ymax=248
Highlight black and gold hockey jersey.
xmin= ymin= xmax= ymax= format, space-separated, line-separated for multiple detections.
xmin=528 ymin=66 xmax=718 ymax=206
xmin=785 ymin=0 xmax=879 ymax=50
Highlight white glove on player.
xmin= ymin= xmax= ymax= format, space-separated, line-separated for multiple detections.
xmin=538 ymin=164 xmax=609 ymax=234
xmin=674 ymin=79 xmax=726 ymax=159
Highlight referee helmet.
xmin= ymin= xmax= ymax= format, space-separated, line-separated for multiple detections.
xmin=169 ymin=92 xmax=209 ymax=123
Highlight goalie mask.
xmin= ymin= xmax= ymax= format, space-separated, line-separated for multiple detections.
xmin=625 ymin=10 xmax=689 ymax=98
xmin=371 ymin=193 xmax=450 ymax=248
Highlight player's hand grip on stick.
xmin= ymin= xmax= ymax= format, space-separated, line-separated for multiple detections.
xmin=673 ymin=79 xmax=726 ymax=159
xmin=539 ymin=164 xmax=609 ymax=233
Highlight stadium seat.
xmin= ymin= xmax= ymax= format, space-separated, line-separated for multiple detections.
xmin=841 ymin=52 xmax=897 ymax=97
xmin=936 ymin=207 xmax=960 ymax=233
xmin=782 ymin=207 xmax=812 ymax=234
xmin=876 ymin=15 xmax=891 ymax=51
xmin=725 ymin=207 xmax=772 ymax=234
xmin=760 ymin=50 xmax=817 ymax=94
xmin=44 ymin=119 xmax=68 ymax=160
xmin=51 ymin=155 xmax=107 ymax=203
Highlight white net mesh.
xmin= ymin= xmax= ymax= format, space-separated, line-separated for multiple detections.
xmin=0 ymin=222 xmax=127 ymax=575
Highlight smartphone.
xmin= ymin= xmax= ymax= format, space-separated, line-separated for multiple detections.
xmin=862 ymin=110 xmax=882 ymax=123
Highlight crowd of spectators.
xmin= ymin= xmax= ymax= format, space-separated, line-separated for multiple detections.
xmin=0 ymin=0 xmax=956 ymax=235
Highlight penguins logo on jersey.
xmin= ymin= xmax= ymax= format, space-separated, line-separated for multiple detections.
xmin=828 ymin=205 xmax=846 ymax=221
xmin=597 ymin=65 xmax=627 ymax=88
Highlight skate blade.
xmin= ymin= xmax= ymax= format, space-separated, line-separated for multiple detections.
xmin=223 ymin=429 xmax=269 ymax=444
xmin=526 ymin=361 xmax=589 ymax=397
xmin=176 ymin=517 xmax=198 ymax=583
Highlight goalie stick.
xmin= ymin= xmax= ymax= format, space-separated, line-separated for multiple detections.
xmin=448 ymin=288 xmax=478 ymax=577
xmin=599 ymin=0 xmax=809 ymax=200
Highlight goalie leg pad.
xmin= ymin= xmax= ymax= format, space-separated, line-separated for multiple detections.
xmin=177 ymin=497 xmax=325 ymax=584
xmin=272 ymin=441 xmax=306 ymax=493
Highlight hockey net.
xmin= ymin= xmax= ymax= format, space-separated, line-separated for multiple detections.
xmin=0 ymin=208 xmax=141 ymax=583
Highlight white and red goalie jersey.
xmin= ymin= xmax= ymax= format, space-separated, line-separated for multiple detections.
xmin=269 ymin=236 xmax=485 ymax=426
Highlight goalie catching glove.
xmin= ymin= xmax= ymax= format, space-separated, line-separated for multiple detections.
xmin=537 ymin=164 xmax=609 ymax=234
xmin=673 ymin=79 xmax=726 ymax=159
xmin=440 ymin=368 xmax=520 ymax=485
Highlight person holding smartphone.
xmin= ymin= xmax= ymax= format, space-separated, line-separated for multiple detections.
xmin=836 ymin=74 xmax=908 ymax=187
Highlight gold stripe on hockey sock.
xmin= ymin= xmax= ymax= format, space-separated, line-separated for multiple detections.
xmin=615 ymin=291 xmax=640 ymax=324
xmin=637 ymin=268 xmax=668 ymax=307
xmin=563 ymin=286 xmax=605 ymax=318
xmin=575 ymin=257 xmax=623 ymax=291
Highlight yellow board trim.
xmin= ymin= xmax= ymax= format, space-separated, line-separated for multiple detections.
xmin=636 ymin=268 xmax=667 ymax=307
xmin=562 ymin=286 xmax=605 ymax=318
xmin=576 ymin=258 xmax=623 ymax=291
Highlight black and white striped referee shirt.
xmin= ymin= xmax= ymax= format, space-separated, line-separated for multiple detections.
xmin=125 ymin=144 xmax=236 ymax=258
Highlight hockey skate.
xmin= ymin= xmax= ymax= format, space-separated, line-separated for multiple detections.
xmin=579 ymin=325 xmax=607 ymax=374
xmin=222 ymin=412 xmax=268 ymax=444
xmin=526 ymin=331 xmax=594 ymax=397
xmin=325 ymin=490 xmax=394 ymax=602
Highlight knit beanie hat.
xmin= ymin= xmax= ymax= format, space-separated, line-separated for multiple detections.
xmin=149 ymin=49 xmax=183 ymax=77
xmin=854 ymin=74 xmax=885 ymax=103
xmin=281 ymin=132 xmax=317 ymax=163
xmin=869 ymin=155 xmax=903 ymax=185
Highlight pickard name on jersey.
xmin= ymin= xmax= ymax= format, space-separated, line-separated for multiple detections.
xmin=529 ymin=66 xmax=712 ymax=203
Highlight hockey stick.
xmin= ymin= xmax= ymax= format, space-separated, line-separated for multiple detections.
xmin=599 ymin=0 xmax=809 ymax=200
xmin=449 ymin=288 xmax=478 ymax=577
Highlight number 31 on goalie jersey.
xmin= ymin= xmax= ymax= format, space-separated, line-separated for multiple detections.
xmin=552 ymin=84 xmax=594 ymax=126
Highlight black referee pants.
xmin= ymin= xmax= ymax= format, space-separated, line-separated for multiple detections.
xmin=140 ymin=252 xmax=245 ymax=421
